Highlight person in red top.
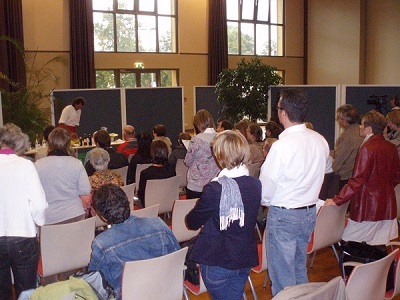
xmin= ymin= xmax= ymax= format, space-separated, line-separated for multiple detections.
xmin=326 ymin=110 xmax=400 ymax=245
xmin=117 ymin=125 xmax=138 ymax=158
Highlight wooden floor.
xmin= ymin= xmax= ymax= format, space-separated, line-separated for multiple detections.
xmin=185 ymin=244 xmax=400 ymax=300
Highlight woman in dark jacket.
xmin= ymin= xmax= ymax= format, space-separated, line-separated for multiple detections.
xmin=186 ymin=130 xmax=261 ymax=300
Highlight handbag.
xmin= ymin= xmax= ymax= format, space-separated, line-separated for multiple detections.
xmin=73 ymin=270 xmax=115 ymax=300
xmin=180 ymin=236 xmax=200 ymax=286
xmin=339 ymin=240 xmax=393 ymax=291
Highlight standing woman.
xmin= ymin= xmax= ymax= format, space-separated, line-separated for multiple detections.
xmin=0 ymin=124 xmax=48 ymax=299
xmin=186 ymin=130 xmax=261 ymax=299
xmin=184 ymin=109 xmax=220 ymax=199
xmin=326 ymin=110 xmax=400 ymax=245
xmin=246 ymin=123 xmax=264 ymax=163
xmin=35 ymin=128 xmax=91 ymax=225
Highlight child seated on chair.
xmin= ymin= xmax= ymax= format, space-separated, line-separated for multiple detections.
xmin=88 ymin=184 xmax=180 ymax=299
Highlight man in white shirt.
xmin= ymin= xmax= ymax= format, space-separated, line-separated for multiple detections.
xmin=259 ymin=88 xmax=329 ymax=296
xmin=58 ymin=97 xmax=85 ymax=134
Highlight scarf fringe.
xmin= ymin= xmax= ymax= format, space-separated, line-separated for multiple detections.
xmin=220 ymin=208 xmax=245 ymax=231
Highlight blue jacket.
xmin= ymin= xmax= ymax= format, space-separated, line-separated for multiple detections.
xmin=186 ymin=176 xmax=261 ymax=270
xmin=88 ymin=215 xmax=180 ymax=299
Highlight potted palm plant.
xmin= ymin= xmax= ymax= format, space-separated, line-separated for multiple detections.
xmin=0 ymin=36 xmax=66 ymax=143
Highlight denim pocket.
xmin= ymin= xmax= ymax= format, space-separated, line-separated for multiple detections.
xmin=202 ymin=265 xmax=229 ymax=287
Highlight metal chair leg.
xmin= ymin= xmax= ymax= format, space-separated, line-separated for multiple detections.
xmin=248 ymin=275 xmax=258 ymax=300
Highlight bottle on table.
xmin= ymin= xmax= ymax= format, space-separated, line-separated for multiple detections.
xmin=35 ymin=134 xmax=41 ymax=149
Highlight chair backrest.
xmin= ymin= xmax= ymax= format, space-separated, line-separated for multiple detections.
xmin=175 ymin=159 xmax=188 ymax=187
xmin=252 ymin=228 xmax=267 ymax=273
xmin=121 ymin=247 xmax=188 ymax=300
xmin=386 ymin=248 xmax=400 ymax=299
xmin=307 ymin=202 xmax=349 ymax=254
xmin=248 ymin=161 xmax=263 ymax=177
xmin=145 ymin=175 xmax=181 ymax=214
xmin=39 ymin=217 xmax=96 ymax=277
xmin=131 ymin=204 xmax=160 ymax=218
xmin=171 ymin=199 xmax=199 ymax=243
xmin=120 ymin=183 xmax=135 ymax=212
xmin=272 ymin=276 xmax=347 ymax=300
xmin=114 ymin=166 xmax=129 ymax=185
xmin=95 ymin=214 xmax=108 ymax=228
xmin=135 ymin=163 xmax=152 ymax=193
xmin=346 ymin=249 xmax=398 ymax=300
xmin=395 ymin=184 xmax=400 ymax=219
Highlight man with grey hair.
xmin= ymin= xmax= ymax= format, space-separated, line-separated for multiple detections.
xmin=333 ymin=104 xmax=363 ymax=189
xmin=117 ymin=125 xmax=138 ymax=158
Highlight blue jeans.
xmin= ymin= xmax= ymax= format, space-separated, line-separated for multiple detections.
xmin=200 ymin=265 xmax=251 ymax=300
xmin=0 ymin=237 xmax=40 ymax=300
xmin=266 ymin=206 xmax=316 ymax=296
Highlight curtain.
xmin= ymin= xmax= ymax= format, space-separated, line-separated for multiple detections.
xmin=69 ymin=0 xmax=96 ymax=88
xmin=208 ymin=0 xmax=228 ymax=85
xmin=0 ymin=0 xmax=26 ymax=92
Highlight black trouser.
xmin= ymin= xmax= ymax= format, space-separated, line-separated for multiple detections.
xmin=0 ymin=236 xmax=40 ymax=300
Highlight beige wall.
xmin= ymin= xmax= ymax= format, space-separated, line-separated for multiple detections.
xmin=307 ymin=0 xmax=362 ymax=85
xmin=365 ymin=0 xmax=400 ymax=84
xmin=22 ymin=0 xmax=70 ymax=90
xmin=307 ymin=0 xmax=400 ymax=85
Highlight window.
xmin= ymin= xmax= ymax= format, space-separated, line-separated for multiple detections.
xmin=93 ymin=0 xmax=177 ymax=53
xmin=95 ymin=69 xmax=179 ymax=88
xmin=227 ymin=0 xmax=284 ymax=56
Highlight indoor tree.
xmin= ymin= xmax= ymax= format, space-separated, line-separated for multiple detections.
xmin=216 ymin=57 xmax=283 ymax=123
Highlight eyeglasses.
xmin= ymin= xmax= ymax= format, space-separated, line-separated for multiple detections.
xmin=275 ymin=106 xmax=283 ymax=111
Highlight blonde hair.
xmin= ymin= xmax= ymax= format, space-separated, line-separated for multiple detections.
xmin=304 ymin=122 xmax=314 ymax=130
xmin=212 ymin=130 xmax=250 ymax=170
xmin=386 ymin=110 xmax=400 ymax=127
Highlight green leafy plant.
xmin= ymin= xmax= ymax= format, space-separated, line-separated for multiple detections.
xmin=0 ymin=35 xmax=66 ymax=143
xmin=216 ymin=57 xmax=283 ymax=123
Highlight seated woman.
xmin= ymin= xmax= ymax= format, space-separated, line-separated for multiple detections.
xmin=168 ymin=132 xmax=191 ymax=167
xmin=127 ymin=132 xmax=153 ymax=185
xmin=89 ymin=148 xmax=124 ymax=193
xmin=0 ymin=123 xmax=47 ymax=299
xmin=137 ymin=140 xmax=176 ymax=207
xmin=326 ymin=110 xmax=400 ymax=245
xmin=186 ymin=130 xmax=261 ymax=300
xmin=35 ymin=128 xmax=91 ymax=225
xmin=246 ymin=123 xmax=264 ymax=164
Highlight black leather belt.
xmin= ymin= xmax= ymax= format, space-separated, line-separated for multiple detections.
xmin=276 ymin=204 xmax=316 ymax=210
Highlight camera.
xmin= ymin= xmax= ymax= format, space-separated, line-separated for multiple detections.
xmin=367 ymin=95 xmax=388 ymax=106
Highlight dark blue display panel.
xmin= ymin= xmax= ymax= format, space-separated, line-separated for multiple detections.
xmin=344 ymin=85 xmax=400 ymax=116
xmin=125 ymin=87 xmax=183 ymax=146
xmin=52 ymin=89 xmax=122 ymax=137
xmin=270 ymin=86 xmax=338 ymax=150
xmin=194 ymin=86 xmax=224 ymax=123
